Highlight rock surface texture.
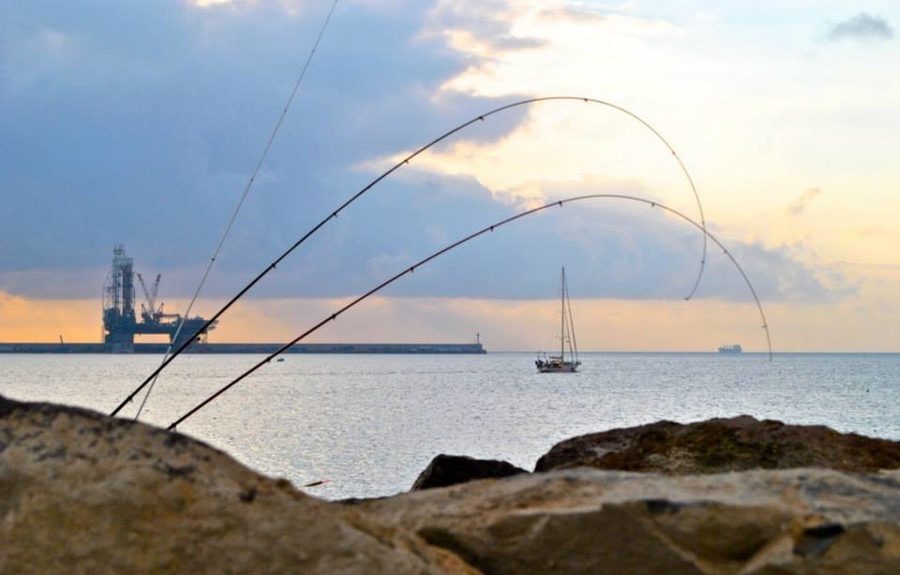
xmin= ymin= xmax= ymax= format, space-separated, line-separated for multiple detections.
xmin=3 ymin=395 xmax=900 ymax=575
xmin=0 ymin=395 xmax=477 ymax=575
xmin=412 ymin=455 xmax=528 ymax=490
xmin=535 ymin=415 xmax=900 ymax=474
xmin=361 ymin=468 xmax=900 ymax=575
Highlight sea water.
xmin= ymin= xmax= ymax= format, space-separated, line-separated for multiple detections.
xmin=1 ymin=352 xmax=897 ymax=500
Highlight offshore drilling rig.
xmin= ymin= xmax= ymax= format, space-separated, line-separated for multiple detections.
xmin=102 ymin=245 xmax=216 ymax=351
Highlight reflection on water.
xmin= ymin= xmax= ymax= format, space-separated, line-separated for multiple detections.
xmin=1 ymin=352 xmax=897 ymax=499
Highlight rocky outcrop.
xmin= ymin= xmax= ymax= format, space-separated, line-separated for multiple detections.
xmin=5 ymin=394 xmax=900 ymax=575
xmin=361 ymin=467 xmax=900 ymax=575
xmin=0 ymin=395 xmax=477 ymax=575
xmin=412 ymin=455 xmax=527 ymax=490
xmin=535 ymin=415 xmax=900 ymax=474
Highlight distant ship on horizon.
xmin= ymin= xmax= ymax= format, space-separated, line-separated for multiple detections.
xmin=718 ymin=344 xmax=743 ymax=354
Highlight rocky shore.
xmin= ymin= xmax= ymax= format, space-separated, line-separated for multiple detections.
xmin=2 ymin=394 xmax=899 ymax=574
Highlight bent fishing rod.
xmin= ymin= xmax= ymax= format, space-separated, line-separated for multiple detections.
xmin=166 ymin=193 xmax=770 ymax=431
xmin=112 ymin=96 xmax=708 ymax=417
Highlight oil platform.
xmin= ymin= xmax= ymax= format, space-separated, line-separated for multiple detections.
xmin=102 ymin=245 xmax=216 ymax=352
xmin=0 ymin=245 xmax=485 ymax=354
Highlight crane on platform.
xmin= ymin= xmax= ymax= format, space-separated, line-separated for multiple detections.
xmin=137 ymin=273 xmax=162 ymax=324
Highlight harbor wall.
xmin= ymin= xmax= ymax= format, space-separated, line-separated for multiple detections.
xmin=0 ymin=342 xmax=486 ymax=354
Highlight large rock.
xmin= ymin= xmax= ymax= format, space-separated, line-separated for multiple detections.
xmin=535 ymin=415 xmax=900 ymax=474
xmin=360 ymin=467 xmax=900 ymax=575
xmin=6 ymin=394 xmax=900 ymax=575
xmin=0 ymin=395 xmax=477 ymax=575
xmin=412 ymin=455 xmax=528 ymax=490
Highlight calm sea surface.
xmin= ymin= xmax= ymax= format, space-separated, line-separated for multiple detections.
xmin=1 ymin=352 xmax=898 ymax=499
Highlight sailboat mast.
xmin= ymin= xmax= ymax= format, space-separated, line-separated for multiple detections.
xmin=560 ymin=267 xmax=566 ymax=359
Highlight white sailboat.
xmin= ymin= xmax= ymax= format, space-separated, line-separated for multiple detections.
xmin=535 ymin=267 xmax=581 ymax=373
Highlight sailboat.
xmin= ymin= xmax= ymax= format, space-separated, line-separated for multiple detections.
xmin=535 ymin=267 xmax=581 ymax=373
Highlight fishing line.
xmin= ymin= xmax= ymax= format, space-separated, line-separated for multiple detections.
xmin=166 ymin=193 xmax=771 ymax=431
xmin=131 ymin=0 xmax=341 ymax=420
xmin=112 ymin=96 xmax=708 ymax=418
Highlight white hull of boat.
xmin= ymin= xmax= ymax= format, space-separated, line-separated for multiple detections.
xmin=537 ymin=364 xmax=579 ymax=373
xmin=535 ymin=359 xmax=581 ymax=373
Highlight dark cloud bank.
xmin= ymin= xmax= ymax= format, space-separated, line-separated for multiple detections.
xmin=829 ymin=13 xmax=894 ymax=41
xmin=0 ymin=0 xmax=844 ymax=306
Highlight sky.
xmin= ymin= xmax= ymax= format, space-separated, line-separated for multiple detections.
xmin=1 ymin=0 xmax=898 ymax=351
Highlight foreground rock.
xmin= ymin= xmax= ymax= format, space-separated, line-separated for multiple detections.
xmin=535 ymin=415 xmax=900 ymax=474
xmin=412 ymin=455 xmax=527 ymax=490
xmin=362 ymin=467 xmax=900 ymax=575
xmin=5 ymin=394 xmax=900 ymax=575
xmin=0 ymin=395 xmax=476 ymax=574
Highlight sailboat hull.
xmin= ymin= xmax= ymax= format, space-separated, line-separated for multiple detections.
xmin=535 ymin=359 xmax=581 ymax=373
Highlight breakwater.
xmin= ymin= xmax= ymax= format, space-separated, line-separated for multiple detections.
xmin=0 ymin=342 xmax=486 ymax=354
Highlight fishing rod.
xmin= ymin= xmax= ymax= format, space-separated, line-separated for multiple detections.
xmin=126 ymin=0 xmax=341 ymax=419
xmin=112 ymin=96 xmax=708 ymax=418
xmin=166 ymin=193 xmax=770 ymax=431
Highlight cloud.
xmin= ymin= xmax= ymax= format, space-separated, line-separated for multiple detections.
xmin=0 ymin=0 xmax=859 ymax=313
xmin=0 ymin=171 xmax=845 ymax=308
xmin=0 ymin=0 xmax=514 ymax=275
xmin=829 ymin=13 xmax=894 ymax=41
xmin=786 ymin=187 xmax=822 ymax=216
xmin=191 ymin=0 xmax=235 ymax=7
xmin=426 ymin=0 xmax=546 ymax=54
